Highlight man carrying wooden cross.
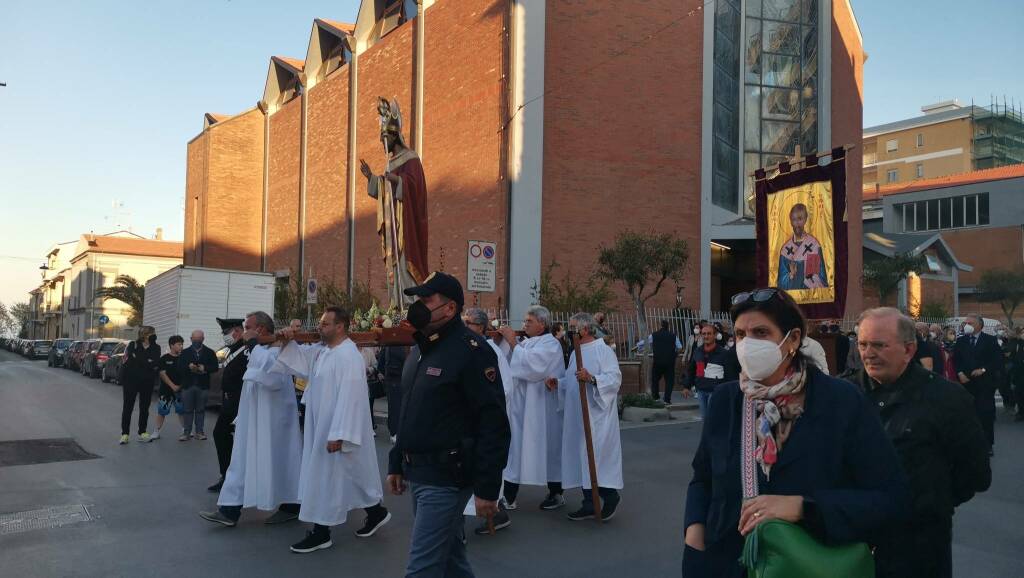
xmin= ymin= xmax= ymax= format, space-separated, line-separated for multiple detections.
xmin=547 ymin=312 xmax=623 ymax=521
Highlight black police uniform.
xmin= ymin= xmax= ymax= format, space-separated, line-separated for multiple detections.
xmin=387 ymin=316 xmax=510 ymax=500
xmin=212 ymin=319 xmax=249 ymax=483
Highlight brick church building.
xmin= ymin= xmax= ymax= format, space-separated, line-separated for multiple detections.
xmin=185 ymin=0 xmax=865 ymax=318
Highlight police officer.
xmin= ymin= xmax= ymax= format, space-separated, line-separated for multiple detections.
xmin=386 ymin=272 xmax=511 ymax=577
xmin=208 ymin=317 xmax=249 ymax=493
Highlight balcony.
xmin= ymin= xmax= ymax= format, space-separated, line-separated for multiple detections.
xmin=863 ymin=153 xmax=878 ymax=166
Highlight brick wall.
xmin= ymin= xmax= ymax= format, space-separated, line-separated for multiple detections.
xmin=202 ymin=109 xmax=265 ymax=271
xmin=542 ymin=0 xmax=704 ymax=311
xmin=832 ymin=0 xmax=865 ymax=317
xmin=266 ymin=97 xmax=302 ymax=275
xmin=306 ymin=69 xmax=351 ymax=288
xmin=421 ymin=0 xmax=507 ymax=309
xmin=184 ymin=134 xmax=208 ymax=265
xmin=943 ymin=226 xmax=1023 ymax=287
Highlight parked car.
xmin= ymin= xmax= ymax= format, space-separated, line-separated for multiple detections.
xmin=47 ymin=338 xmax=74 ymax=366
xmin=26 ymin=340 xmax=54 ymax=359
xmin=101 ymin=342 xmax=130 ymax=384
xmin=72 ymin=340 xmax=99 ymax=372
xmin=82 ymin=339 xmax=122 ymax=378
xmin=79 ymin=338 xmax=113 ymax=379
xmin=64 ymin=341 xmax=85 ymax=370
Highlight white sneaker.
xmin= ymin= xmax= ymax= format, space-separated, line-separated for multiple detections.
xmin=151 ymin=430 xmax=161 ymax=440
xmin=499 ymin=497 xmax=517 ymax=511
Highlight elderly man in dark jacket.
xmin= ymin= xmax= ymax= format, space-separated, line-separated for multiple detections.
xmin=856 ymin=308 xmax=991 ymax=578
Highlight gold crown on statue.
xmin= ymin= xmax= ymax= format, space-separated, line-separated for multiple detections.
xmin=377 ymin=96 xmax=406 ymax=148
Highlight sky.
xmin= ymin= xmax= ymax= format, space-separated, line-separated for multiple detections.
xmin=1 ymin=0 xmax=1022 ymax=307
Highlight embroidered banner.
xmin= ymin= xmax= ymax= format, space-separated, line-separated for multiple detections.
xmin=755 ymin=148 xmax=848 ymax=319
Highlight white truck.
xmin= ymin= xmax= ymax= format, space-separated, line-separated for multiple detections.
xmin=142 ymin=266 xmax=275 ymax=347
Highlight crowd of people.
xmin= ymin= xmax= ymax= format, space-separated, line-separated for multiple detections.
xmin=113 ymin=271 xmax=624 ymax=577
xmin=110 ymin=271 xmax=1019 ymax=578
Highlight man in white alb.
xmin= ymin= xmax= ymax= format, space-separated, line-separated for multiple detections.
xmin=199 ymin=311 xmax=303 ymax=528
xmin=276 ymin=306 xmax=391 ymax=553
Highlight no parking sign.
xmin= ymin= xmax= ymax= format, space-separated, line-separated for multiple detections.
xmin=466 ymin=240 xmax=497 ymax=293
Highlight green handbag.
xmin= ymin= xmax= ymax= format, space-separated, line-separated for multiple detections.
xmin=739 ymin=519 xmax=875 ymax=578
xmin=739 ymin=398 xmax=874 ymax=578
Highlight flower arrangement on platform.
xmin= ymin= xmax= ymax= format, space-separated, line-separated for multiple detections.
xmin=351 ymin=303 xmax=406 ymax=331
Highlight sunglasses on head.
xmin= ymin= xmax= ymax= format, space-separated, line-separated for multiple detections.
xmin=731 ymin=288 xmax=782 ymax=306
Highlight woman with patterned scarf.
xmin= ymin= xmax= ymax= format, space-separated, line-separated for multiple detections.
xmin=681 ymin=288 xmax=910 ymax=578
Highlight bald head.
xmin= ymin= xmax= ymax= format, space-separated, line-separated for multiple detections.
xmin=190 ymin=330 xmax=204 ymax=348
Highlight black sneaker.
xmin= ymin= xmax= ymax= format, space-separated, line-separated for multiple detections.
xmin=598 ymin=497 xmax=620 ymax=522
xmin=290 ymin=530 xmax=333 ymax=553
xmin=355 ymin=509 xmax=392 ymax=538
xmin=539 ymin=493 xmax=565 ymax=510
xmin=567 ymin=506 xmax=595 ymax=521
xmin=207 ymin=477 xmax=224 ymax=493
xmin=474 ymin=509 xmax=511 ymax=535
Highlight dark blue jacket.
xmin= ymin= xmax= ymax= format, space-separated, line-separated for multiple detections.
xmin=682 ymin=367 xmax=910 ymax=578
xmin=176 ymin=344 xmax=219 ymax=390
xmin=953 ymin=332 xmax=1003 ymax=386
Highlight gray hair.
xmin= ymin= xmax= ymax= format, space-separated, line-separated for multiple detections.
xmin=246 ymin=311 xmax=275 ymax=334
xmin=966 ymin=314 xmax=983 ymax=326
xmin=525 ymin=305 xmax=551 ymax=328
xmin=569 ymin=312 xmax=599 ymax=336
xmin=462 ymin=307 xmax=489 ymax=327
xmin=857 ymin=307 xmax=916 ymax=343
xmin=137 ymin=325 xmax=155 ymax=341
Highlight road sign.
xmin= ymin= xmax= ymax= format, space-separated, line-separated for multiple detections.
xmin=98 ymin=315 xmax=110 ymax=325
xmin=467 ymin=240 xmax=497 ymax=293
xmin=306 ymin=278 xmax=318 ymax=305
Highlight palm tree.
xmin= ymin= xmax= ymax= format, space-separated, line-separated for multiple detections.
xmin=95 ymin=275 xmax=145 ymax=327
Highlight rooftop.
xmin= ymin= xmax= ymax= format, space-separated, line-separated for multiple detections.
xmin=72 ymin=234 xmax=182 ymax=263
xmin=863 ymin=104 xmax=985 ymax=138
xmin=863 ymin=163 xmax=1024 ymax=200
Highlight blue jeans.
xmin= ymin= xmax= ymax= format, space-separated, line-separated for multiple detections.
xmin=696 ymin=390 xmax=711 ymax=418
xmin=180 ymin=387 xmax=208 ymax=434
xmin=405 ymin=483 xmax=475 ymax=578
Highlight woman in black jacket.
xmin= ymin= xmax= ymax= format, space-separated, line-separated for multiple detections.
xmin=120 ymin=326 xmax=161 ymax=444
xmin=682 ymin=289 xmax=909 ymax=577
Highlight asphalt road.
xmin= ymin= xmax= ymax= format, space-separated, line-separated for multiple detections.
xmin=0 ymin=348 xmax=1022 ymax=578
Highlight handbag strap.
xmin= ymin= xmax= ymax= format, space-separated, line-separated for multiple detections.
xmin=741 ymin=396 xmax=760 ymax=500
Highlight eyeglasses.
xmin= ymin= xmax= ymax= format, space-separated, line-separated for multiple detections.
xmin=731 ymin=288 xmax=781 ymax=306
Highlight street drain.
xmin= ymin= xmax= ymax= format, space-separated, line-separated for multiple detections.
xmin=0 ymin=438 xmax=99 ymax=467
xmin=0 ymin=504 xmax=93 ymax=536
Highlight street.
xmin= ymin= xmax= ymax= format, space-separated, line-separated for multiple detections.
xmin=1 ymin=348 xmax=1022 ymax=578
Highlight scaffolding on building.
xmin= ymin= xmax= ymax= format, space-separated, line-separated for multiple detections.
xmin=971 ymin=97 xmax=1024 ymax=170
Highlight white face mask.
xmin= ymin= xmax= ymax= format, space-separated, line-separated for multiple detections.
xmin=963 ymin=324 xmax=975 ymax=335
xmin=929 ymin=332 xmax=937 ymax=340
xmin=693 ymin=327 xmax=701 ymax=336
xmin=223 ymin=333 xmax=237 ymax=347
xmin=716 ymin=333 xmax=723 ymax=341
xmin=735 ymin=330 xmax=794 ymax=381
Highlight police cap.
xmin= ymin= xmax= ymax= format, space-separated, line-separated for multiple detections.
xmin=403 ymin=271 xmax=464 ymax=307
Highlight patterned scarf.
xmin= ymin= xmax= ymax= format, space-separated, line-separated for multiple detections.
xmin=740 ymin=361 xmax=808 ymax=483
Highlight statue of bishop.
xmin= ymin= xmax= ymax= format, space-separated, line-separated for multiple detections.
xmin=359 ymin=97 xmax=429 ymax=308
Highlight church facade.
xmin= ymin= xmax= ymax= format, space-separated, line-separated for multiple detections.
xmin=184 ymin=0 xmax=864 ymax=318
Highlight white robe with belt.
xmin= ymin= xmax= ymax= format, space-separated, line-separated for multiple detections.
xmin=217 ymin=345 xmax=303 ymax=510
xmin=503 ymin=333 xmax=565 ymax=485
xmin=464 ymin=339 xmax=512 ymax=516
xmin=275 ymin=339 xmax=383 ymax=526
xmin=559 ymin=338 xmax=623 ymax=490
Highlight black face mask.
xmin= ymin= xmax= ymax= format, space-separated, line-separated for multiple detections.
xmin=407 ymin=300 xmax=449 ymax=331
